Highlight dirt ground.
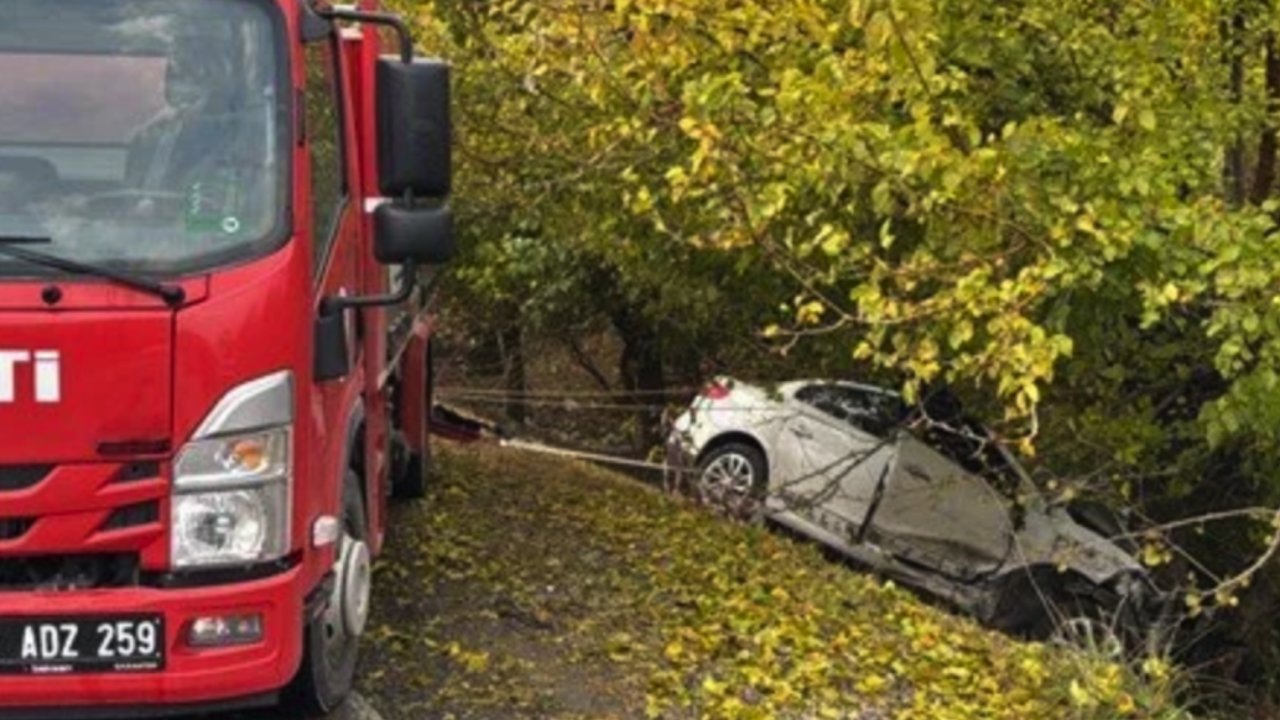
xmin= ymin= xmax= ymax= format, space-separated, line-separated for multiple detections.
xmin=344 ymin=441 xmax=1132 ymax=720
xmin=354 ymin=443 xmax=650 ymax=720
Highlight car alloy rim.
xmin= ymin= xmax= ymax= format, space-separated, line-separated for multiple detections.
xmin=701 ymin=453 xmax=758 ymax=519
xmin=1050 ymin=616 xmax=1124 ymax=659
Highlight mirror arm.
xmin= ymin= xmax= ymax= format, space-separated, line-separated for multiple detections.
xmin=321 ymin=260 xmax=419 ymax=316
xmin=315 ymin=6 xmax=415 ymax=63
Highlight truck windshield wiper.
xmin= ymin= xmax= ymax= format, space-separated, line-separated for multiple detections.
xmin=0 ymin=237 xmax=186 ymax=306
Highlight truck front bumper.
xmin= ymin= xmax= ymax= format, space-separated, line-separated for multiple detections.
xmin=0 ymin=564 xmax=306 ymax=716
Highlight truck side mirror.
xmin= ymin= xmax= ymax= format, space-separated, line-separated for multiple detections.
xmin=374 ymin=203 xmax=455 ymax=265
xmin=378 ymin=58 xmax=451 ymax=198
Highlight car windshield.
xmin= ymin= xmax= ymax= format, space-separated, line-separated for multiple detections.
xmin=0 ymin=0 xmax=286 ymax=276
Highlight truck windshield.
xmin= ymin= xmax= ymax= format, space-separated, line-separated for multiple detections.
xmin=0 ymin=0 xmax=287 ymax=277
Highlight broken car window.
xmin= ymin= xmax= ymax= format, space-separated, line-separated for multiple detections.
xmin=795 ymin=384 xmax=908 ymax=438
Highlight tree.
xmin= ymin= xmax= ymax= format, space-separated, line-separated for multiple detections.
xmin=400 ymin=0 xmax=1280 ymax=701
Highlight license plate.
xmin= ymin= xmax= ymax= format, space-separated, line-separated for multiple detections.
xmin=0 ymin=616 xmax=164 ymax=675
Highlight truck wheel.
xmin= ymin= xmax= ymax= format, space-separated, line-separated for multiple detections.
xmin=390 ymin=430 xmax=426 ymax=500
xmin=289 ymin=473 xmax=370 ymax=716
xmin=393 ymin=445 xmax=429 ymax=500
xmin=393 ymin=340 xmax=435 ymax=500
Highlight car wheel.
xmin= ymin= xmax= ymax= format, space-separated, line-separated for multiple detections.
xmin=1031 ymin=589 xmax=1129 ymax=658
xmin=288 ymin=472 xmax=370 ymax=716
xmin=1049 ymin=612 xmax=1126 ymax=659
xmin=991 ymin=572 xmax=1132 ymax=657
xmin=697 ymin=442 xmax=768 ymax=523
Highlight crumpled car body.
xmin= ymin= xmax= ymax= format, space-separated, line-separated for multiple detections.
xmin=668 ymin=379 xmax=1158 ymax=640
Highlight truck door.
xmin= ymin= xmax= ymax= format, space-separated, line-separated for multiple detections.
xmin=305 ymin=26 xmax=368 ymax=535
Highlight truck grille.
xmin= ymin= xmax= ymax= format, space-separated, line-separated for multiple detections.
xmin=101 ymin=501 xmax=161 ymax=532
xmin=0 ymin=518 xmax=34 ymax=541
xmin=0 ymin=462 xmax=167 ymax=591
xmin=0 ymin=554 xmax=140 ymax=592
xmin=0 ymin=465 xmax=51 ymax=491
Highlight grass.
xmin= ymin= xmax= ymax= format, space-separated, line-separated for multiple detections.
xmin=358 ymin=441 xmax=1193 ymax=719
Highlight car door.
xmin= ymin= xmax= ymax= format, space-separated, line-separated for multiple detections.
xmin=772 ymin=384 xmax=898 ymax=540
xmin=864 ymin=434 xmax=1014 ymax=581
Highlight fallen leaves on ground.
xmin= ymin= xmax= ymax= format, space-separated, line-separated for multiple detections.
xmin=358 ymin=442 xmax=1186 ymax=719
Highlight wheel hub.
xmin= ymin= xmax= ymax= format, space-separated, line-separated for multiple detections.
xmin=329 ymin=533 xmax=372 ymax=640
xmin=1051 ymin=616 xmax=1124 ymax=658
xmin=700 ymin=452 xmax=761 ymax=521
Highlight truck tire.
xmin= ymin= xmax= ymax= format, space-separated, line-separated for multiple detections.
xmin=289 ymin=473 xmax=369 ymax=716
xmin=390 ymin=429 xmax=424 ymax=500
xmin=393 ymin=444 xmax=429 ymax=500
xmin=393 ymin=339 xmax=435 ymax=500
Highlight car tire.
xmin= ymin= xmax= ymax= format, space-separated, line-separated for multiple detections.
xmin=287 ymin=473 xmax=369 ymax=717
xmin=697 ymin=442 xmax=768 ymax=523
xmin=994 ymin=576 xmax=1130 ymax=657
xmin=1043 ymin=594 xmax=1128 ymax=659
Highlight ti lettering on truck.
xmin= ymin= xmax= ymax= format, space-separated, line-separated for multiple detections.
xmin=0 ymin=1 xmax=455 ymax=716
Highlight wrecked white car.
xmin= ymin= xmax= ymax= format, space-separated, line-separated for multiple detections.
xmin=668 ymin=379 xmax=1160 ymax=650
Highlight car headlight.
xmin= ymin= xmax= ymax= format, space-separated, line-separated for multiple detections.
xmin=172 ymin=372 xmax=293 ymax=570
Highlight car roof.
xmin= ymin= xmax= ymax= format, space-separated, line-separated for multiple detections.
xmin=771 ymin=379 xmax=902 ymax=400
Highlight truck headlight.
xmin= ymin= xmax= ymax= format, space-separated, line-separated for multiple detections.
xmin=173 ymin=482 xmax=289 ymax=567
xmin=172 ymin=372 xmax=294 ymax=570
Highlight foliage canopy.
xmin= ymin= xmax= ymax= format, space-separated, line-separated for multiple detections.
xmin=396 ymin=0 xmax=1280 ymax=682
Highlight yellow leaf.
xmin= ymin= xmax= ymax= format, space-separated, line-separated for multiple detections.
xmin=848 ymin=0 xmax=870 ymax=26
xmin=664 ymin=640 xmax=684 ymax=662
xmin=701 ymin=675 xmax=728 ymax=697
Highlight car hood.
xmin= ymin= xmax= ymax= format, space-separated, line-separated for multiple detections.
xmin=1012 ymin=505 xmax=1145 ymax=585
xmin=876 ymin=434 xmax=1145 ymax=587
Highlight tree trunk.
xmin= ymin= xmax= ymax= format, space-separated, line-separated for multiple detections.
xmin=611 ymin=303 xmax=666 ymax=454
xmin=565 ymin=333 xmax=614 ymax=391
xmin=1253 ymin=34 xmax=1280 ymax=205
xmin=497 ymin=325 xmax=527 ymax=425
xmin=1225 ymin=11 xmax=1248 ymax=206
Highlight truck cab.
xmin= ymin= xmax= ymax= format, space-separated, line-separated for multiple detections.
xmin=0 ymin=0 xmax=453 ymax=716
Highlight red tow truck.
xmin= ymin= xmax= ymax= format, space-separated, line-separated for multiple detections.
xmin=0 ymin=0 xmax=454 ymax=716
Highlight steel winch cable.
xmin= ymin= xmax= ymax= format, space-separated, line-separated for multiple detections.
xmin=438 ymin=395 xmax=675 ymax=412
xmin=498 ymin=438 xmax=697 ymax=476
xmin=438 ymin=393 xmax=801 ymax=415
xmin=437 ymin=386 xmax=705 ymax=399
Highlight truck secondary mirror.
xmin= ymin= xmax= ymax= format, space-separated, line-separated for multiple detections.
xmin=378 ymin=59 xmax=451 ymax=198
xmin=374 ymin=203 xmax=455 ymax=265
xmin=314 ymin=311 xmax=350 ymax=383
